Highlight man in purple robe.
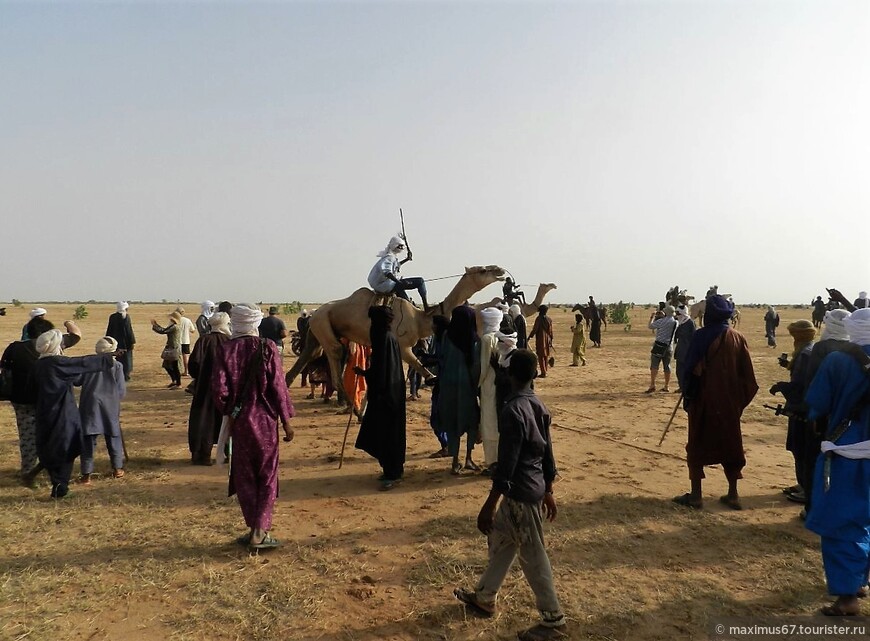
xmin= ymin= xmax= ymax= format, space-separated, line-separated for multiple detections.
xmin=213 ymin=304 xmax=295 ymax=550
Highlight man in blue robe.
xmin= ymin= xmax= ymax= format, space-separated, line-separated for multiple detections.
xmin=804 ymin=307 xmax=870 ymax=616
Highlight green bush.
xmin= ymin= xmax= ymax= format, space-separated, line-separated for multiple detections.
xmin=12 ymin=299 xmax=21 ymax=307
xmin=73 ymin=305 xmax=88 ymax=320
xmin=282 ymin=301 xmax=303 ymax=315
xmin=608 ymin=301 xmax=632 ymax=325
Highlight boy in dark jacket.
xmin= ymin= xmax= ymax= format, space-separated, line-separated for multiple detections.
xmin=454 ymin=349 xmax=566 ymax=640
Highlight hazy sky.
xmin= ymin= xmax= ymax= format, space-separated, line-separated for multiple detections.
xmin=2 ymin=1 xmax=867 ymax=306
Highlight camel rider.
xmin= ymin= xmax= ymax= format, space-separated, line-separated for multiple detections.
xmin=367 ymin=236 xmax=429 ymax=310
xmin=502 ymin=277 xmax=526 ymax=306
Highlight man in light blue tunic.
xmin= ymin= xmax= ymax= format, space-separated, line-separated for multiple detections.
xmin=367 ymin=236 xmax=429 ymax=310
xmin=804 ymin=307 xmax=870 ymax=616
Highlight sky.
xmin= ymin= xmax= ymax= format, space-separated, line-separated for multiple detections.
xmin=1 ymin=0 xmax=868 ymax=306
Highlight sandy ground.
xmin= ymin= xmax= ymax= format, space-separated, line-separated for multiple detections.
xmin=0 ymin=302 xmax=842 ymax=640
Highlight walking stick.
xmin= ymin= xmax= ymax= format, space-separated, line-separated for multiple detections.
xmin=338 ymin=372 xmax=360 ymax=469
xmin=658 ymin=392 xmax=684 ymax=447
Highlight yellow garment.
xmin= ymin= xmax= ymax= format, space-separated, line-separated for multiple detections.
xmin=570 ymin=324 xmax=587 ymax=366
xmin=787 ymin=320 xmax=815 ymax=370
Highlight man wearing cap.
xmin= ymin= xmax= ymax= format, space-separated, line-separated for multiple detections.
xmin=646 ymin=305 xmax=678 ymax=393
xmin=21 ymin=308 xmax=47 ymax=341
xmin=367 ymin=236 xmax=429 ymax=310
xmin=106 ymin=301 xmax=136 ymax=382
xmin=259 ymin=306 xmax=289 ymax=356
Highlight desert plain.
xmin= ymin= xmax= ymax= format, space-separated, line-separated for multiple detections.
xmin=0 ymin=302 xmax=841 ymax=641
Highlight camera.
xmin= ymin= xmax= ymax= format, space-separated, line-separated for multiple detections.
xmin=777 ymin=353 xmax=789 ymax=368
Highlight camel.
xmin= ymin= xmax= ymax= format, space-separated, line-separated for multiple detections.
xmin=570 ymin=303 xmax=608 ymax=331
xmin=285 ymin=265 xmax=506 ymax=405
xmin=477 ymin=283 xmax=558 ymax=318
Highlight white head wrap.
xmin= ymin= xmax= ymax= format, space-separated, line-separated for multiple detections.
xmin=29 ymin=308 xmax=47 ymax=319
xmin=480 ymin=307 xmax=502 ymax=335
xmin=377 ymin=235 xmax=406 ymax=258
xmin=116 ymin=301 xmax=128 ymax=317
xmin=208 ymin=311 xmax=231 ymax=336
xmin=301 ymin=309 xmax=309 ymax=318
xmin=230 ymin=303 xmax=264 ymax=338
xmin=36 ymin=329 xmax=64 ymax=358
xmin=821 ymin=309 xmax=851 ymax=342
xmin=676 ymin=304 xmax=689 ymax=324
xmin=508 ymin=304 xmax=522 ymax=319
xmin=494 ymin=331 xmax=518 ymax=366
xmin=95 ymin=336 xmax=118 ymax=354
xmin=860 ymin=291 xmax=868 ymax=299
xmin=496 ymin=302 xmax=509 ymax=313
xmin=845 ymin=308 xmax=870 ymax=346
xmin=201 ymin=300 xmax=215 ymax=319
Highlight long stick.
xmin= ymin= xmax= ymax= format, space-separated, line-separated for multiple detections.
xmin=658 ymin=392 xmax=684 ymax=447
xmin=338 ymin=373 xmax=360 ymax=469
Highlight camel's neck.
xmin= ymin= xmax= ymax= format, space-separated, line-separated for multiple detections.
xmin=439 ymin=275 xmax=488 ymax=315
xmin=529 ymin=286 xmax=548 ymax=308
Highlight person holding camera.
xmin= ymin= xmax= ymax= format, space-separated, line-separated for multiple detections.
xmin=646 ymin=305 xmax=678 ymax=393
xmin=770 ymin=320 xmax=816 ymax=505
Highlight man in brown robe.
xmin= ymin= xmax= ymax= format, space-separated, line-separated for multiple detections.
xmin=528 ymin=306 xmax=554 ymax=378
xmin=673 ymin=295 xmax=758 ymax=510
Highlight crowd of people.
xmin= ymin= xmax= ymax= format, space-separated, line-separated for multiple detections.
xmin=4 ymin=283 xmax=870 ymax=631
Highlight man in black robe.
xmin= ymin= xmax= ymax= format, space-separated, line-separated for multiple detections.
xmin=106 ymin=302 xmax=136 ymax=381
xmin=354 ymin=306 xmax=406 ymax=490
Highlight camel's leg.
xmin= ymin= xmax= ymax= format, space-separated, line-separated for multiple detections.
xmin=324 ymin=342 xmax=349 ymax=407
xmin=401 ymin=345 xmax=434 ymax=381
xmin=285 ymin=333 xmax=323 ymax=387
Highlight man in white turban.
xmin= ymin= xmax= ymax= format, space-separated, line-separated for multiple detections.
xmin=213 ymin=303 xmax=295 ymax=549
xmin=33 ymin=330 xmax=115 ymax=498
xmin=106 ymin=301 xmax=135 ymax=381
xmin=479 ymin=307 xmax=504 ymax=473
xmin=366 ymin=235 xmax=429 ymax=310
xmin=196 ymin=300 xmax=216 ymax=337
xmin=21 ymin=307 xmax=47 ymax=340
xmin=78 ymin=337 xmax=127 ymax=484
xmin=186 ymin=312 xmax=231 ymax=466
xmin=2 ymin=318 xmax=81 ymax=484
xmin=803 ymin=307 xmax=870 ymax=616
xmin=853 ymin=291 xmax=869 ymax=310
xmin=509 ymin=304 xmax=528 ymax=349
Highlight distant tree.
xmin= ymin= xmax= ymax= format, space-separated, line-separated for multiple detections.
xmin=608 ymin=301 xmax=632 ymax=325
xmin=12 ymin=299 xmax=21 ymax=307
xmin=282 ymin=301 xmax=303 ymax=315
xmin=73 ymin=305 xmax=88 ymax=320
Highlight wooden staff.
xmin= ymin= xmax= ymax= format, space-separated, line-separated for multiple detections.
xmin=338 ymin=370 xmax=361 ymax=469
xmin=658 ymin=392 xmax=684 ymax=447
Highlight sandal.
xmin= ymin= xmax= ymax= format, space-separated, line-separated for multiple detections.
xmin=428 ymin=448 xmax=449 ymax=459
xmin=644 ymin=387 xmax=655 ymax=394
xmin=858 ymin=585 xmax=869 ymax=599
xmin=464 ymin=460 xmax=481 ymax=472
xmin=719 ymin=495 xmax=743 ymax=510
xmin=659 ymin=387 xmax=670 ymax=393
xmin=453 ymin=588 xmax=495 ymax=617
xmin=380 ymin=478 xmax=402 ymax=491
xmin=451 ymin=462 xmax=463 ymax=475
xmin=672 ymin=493 xmax=702 ymax=509
xmin=113 ymin=469 xmax=125 ymax=478
xmin=249 ymin=533 xmax=281 ymax=551
xmin=821 ymin=603 xmax=859 ymax=616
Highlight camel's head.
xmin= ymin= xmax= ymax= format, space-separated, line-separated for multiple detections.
xmin=464 ymin=265 xmax=506 ymax=283
xmin=539 ymin=283 xmax=557 ymax=293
